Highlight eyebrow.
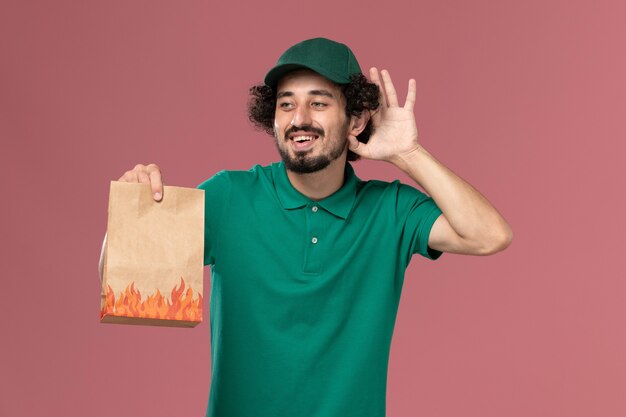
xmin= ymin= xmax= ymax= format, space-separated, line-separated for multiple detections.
xmin=276 ymin=89 xmax=335 ymax=99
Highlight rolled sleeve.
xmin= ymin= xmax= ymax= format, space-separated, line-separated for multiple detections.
xmin=397 ymin=183 xmax=444 ymax=266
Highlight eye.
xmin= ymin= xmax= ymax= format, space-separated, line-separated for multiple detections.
xmin=279 ymin=102 xmax=294 ymax=110
xmin=312 ymin=102 xmax=327 ymax=108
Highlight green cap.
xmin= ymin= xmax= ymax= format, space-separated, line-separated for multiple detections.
xmin=264 ymin=37 xmax=362 ymax=89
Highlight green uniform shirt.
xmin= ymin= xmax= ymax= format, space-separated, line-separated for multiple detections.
xmin=197 ymin=161 xmax=443 ymax=417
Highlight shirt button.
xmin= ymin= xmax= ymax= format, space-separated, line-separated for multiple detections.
xmin=312 ymin=206 xmax=318 ymax=212
xmin=311 ymin=237 xmax=318 ymax=244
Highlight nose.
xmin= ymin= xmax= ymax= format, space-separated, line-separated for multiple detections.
xmin=291 ymin=104 xmax=312 ymax=127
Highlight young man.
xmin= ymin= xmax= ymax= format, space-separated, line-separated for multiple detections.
xmin=107 ymin=38 xmax=512 ymax=417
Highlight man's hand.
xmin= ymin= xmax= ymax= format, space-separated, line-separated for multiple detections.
xmin=118 ymin=163 xmax=164 ymax=201
xmin=347 ymin=67 xmax=421 ymax=166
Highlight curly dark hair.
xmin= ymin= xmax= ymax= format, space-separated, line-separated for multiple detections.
xmin=247 ymin=73 xmax=380 ymax=162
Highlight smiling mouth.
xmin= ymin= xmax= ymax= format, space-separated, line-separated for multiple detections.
xmin=291 ymin=134 xmax=319 ymax=143
xmin=288 ymin=134 xmax=320 ymax=152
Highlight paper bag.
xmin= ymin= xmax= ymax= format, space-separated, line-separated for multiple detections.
xmin=100 ymin=181 xmax=205 ymax=327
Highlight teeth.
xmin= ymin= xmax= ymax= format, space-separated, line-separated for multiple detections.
xmin=293 ymin=136 xmax=315 ymax=142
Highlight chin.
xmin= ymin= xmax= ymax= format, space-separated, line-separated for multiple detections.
xmin=284 ymin=158 xmax=331 ymax=174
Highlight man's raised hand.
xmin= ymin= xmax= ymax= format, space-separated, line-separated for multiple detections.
xmin=347 ymin=67 xmax=421 ymax=164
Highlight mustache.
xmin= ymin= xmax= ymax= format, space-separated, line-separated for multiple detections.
xmin=284 ymin=124 xmax=324 ymax=138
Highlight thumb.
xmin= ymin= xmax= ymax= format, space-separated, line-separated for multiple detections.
xmin=347 ymin=134 xmax=365 ymax=155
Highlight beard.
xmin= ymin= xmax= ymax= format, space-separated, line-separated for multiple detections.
xmin=275 ymin=123 xmax=348 ymax=174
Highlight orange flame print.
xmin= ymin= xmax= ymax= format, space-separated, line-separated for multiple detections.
xmin=101 ymin=277 xmax=202 ymax=324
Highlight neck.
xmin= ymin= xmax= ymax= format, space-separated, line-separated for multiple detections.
xmin=286 ymin=156 xmax=347 ymax=201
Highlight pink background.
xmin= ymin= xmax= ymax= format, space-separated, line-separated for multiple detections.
xmin=1 ymin=0 xmax=625 ymax=416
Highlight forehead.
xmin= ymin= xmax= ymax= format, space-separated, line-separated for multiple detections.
xmin=276 ymin=69 xmax=343 ymax=97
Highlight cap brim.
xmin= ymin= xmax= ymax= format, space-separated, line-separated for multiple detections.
xmin=264 ymin=63 xmax=350 ymax=88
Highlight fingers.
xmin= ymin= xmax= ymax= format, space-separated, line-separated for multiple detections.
xmin=370 ymin=67 xmax=416 ymax=110
xmin=136 ymin=170 xmax=150 ymax=185
xmin=404 ymin=79 xmax=416 ymax=112
xmin=118 ymin=171 xmax=138 ymax=182
xmin=347 ymin=134 xmax=365 ymax=156
xmin=117 ymin=163 xmax=164 ymax=201
xmin=148 ymin=167 xmax=163 ymax=201
xmin=380 ymin=69 xmax=399 ymax=107
xmin=369 ymin=67 xmax=388 ymax=108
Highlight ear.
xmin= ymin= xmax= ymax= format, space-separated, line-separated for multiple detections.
xmin=348 ymin=111 xmax=370 ymax=138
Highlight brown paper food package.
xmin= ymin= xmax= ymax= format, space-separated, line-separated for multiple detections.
xmin=100 ymin=181 xmax=205 ymax=327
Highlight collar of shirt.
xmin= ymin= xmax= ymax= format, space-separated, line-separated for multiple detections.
xmin=272 ymin=161 xmax=358 ymax=220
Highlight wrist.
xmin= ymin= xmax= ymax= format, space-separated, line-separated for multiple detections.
xmin=390 ymin=145 xmax=425 ymax=172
